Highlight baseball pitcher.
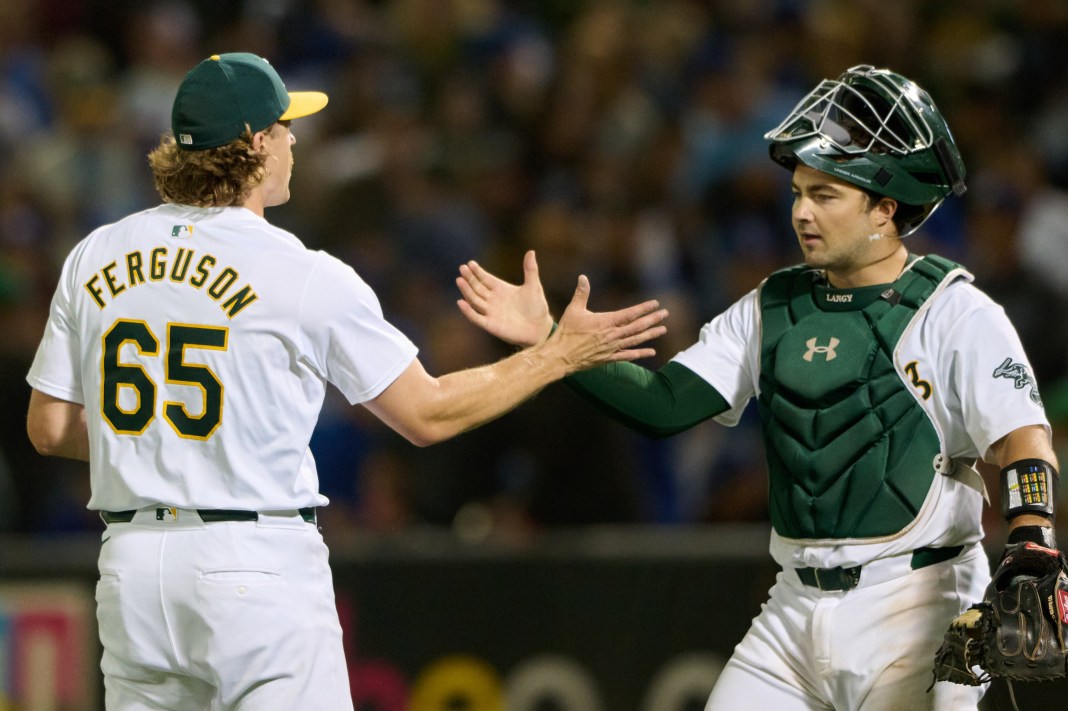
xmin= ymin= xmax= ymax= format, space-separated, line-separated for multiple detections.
xmin=24 ymin=53 xmax=667 ymax=710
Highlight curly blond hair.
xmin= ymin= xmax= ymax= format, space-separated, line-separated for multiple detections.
xmin=148 ymin=131 xmax=268 ymax=207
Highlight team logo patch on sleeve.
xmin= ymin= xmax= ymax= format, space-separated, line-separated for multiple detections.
xmin=992 ymin=357 xmax=1042 ymax=405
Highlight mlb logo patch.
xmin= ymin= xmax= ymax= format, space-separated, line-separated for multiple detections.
xmin=155 ymin=507 xmax=179 ymax=522
xmin=179 ymin=133 xmax=193 ymax=145
xmin=172 ymin=224 xmax=194 ymax=238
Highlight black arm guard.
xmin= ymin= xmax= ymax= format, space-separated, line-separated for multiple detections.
xmin=1001 ymin=459 xmax=1058 ymax=521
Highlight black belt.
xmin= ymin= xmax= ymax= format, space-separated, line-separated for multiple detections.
xmin=795 ymin=545 xmax=965 ymax=592
xmin=101 ymin=507 xmax=317 ymax=524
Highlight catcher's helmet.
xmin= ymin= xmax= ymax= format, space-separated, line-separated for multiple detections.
xmin=765 ymin=65 xmax=966 ymax=236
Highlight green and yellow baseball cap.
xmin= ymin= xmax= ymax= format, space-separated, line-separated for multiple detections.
xmin=171 ymin=52 xmax=328 ymax=151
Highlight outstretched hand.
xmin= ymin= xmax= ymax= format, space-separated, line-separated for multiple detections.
xmin=456 ymin=250 xmax=667 ymax=369
xmin=457 ymin=250 xmax=553 ymax=347
xmin=551 ymin=273 xmax=668 ymax=367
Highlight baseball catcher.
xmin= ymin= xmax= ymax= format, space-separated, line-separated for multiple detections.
xmin=460 ymin=63 xmax=1058 ymax=710
xmin=933 ymin=460 xmax=1068 ymax=691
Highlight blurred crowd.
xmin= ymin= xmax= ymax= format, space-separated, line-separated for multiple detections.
xmin=2 ymin=0 xmax=1068 ymax=539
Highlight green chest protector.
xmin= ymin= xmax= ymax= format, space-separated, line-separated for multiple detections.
xmin=758 ymin=255 xmax=962 ymax=540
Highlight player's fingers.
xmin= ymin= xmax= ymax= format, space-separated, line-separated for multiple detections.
xmin=617 ymin=324 xmax=668 ymax=348
xmin=455 ymin=275 xmax=488 ymax=310
xmin=522 ymin=250 xmax=540 ymax=286
xmin=595 ymin=321 xmax=666 ymax=359
xmin=615 ymin=308 xmax=669 ymax=337
xmin=456 ymin=299 xmax=489 ymax=325
xmin=569 ymin=274 xmax=591 ymax=311
xmin=605 ymin=347 xmax=658 ymax=362
xmin=464 ymin=260 xmax=495 ymax=290
xmin=458 ymin=264 xmax=491 ymax=297
xmin=610 ymin=299 xmax=663 ymax=327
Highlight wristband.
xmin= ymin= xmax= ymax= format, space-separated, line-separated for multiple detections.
xmin=1006 ymin=524 xmax=1058 ymax=549
xmin=1001 ymin=458 xmax=1058 ymax=521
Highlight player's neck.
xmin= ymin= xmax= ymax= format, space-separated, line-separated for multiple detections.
xmin=825 ymin=243 xmax=909 ymax=289
xmin=240 ymin=190 xmax=266 ymax=218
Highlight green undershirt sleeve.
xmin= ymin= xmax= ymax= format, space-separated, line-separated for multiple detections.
xmin=563 ymin=360 xmax=731 ymax=439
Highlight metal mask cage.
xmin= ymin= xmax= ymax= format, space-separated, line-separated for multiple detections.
xmin=763 ymin=65 xmax=935 ymax=157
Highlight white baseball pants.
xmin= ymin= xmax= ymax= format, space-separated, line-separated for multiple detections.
xmin=95 ymin=509 xmax=353 ymax=710
xmin=705 ymin=543 xmax=990 ymax=710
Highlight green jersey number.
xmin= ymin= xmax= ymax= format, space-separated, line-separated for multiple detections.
xmin=102 ymin=320 xmax=228 ymax=439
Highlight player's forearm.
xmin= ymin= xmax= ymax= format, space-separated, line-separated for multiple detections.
xmin=565 ymin=361 xmax=730 ymax=438
xmin=26 ymin=390 xmax=90 ymax=462
xmin=988 ymin=424 xmax=1059 ymax=537
xmin=415 ymin=306 xmax=676 ymax=443
xmin=390 ymin=337 xmax=576 ymax=444
xmin=371 ymin=292 xmax=667 ymax=445
xmin=418 ymin=345 xmax=567 ymax=444
xmin=40 ymin=436 xmax=90 ymax=462
xmin=989 ymin=424 xmax=1059 ymax=471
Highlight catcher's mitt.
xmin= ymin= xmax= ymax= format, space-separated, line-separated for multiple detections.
xmin=932 ymin=541 xmax=1068 ymax=686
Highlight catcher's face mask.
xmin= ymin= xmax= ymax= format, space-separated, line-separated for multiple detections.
xmin=765 ymin=65 xmax=966 ymax=236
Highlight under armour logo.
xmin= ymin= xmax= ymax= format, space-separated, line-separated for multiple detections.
xmin=803 ymin=337 xmax=840 ymax=362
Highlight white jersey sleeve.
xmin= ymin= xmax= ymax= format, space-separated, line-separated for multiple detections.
xmin=26 ymin=204 xmax=418 ymax=512
xmin=670 ymin=288 xmax=761 ymax=426
xmin=297 ymin=253 xmax=418 ymax=405
xmin=903 ymin=279 xmax=1050 ymax=461
xmin=26 ymin=243 xmax=88 ymax=405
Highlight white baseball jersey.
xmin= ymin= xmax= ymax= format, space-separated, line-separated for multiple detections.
xmin=27 ymin=203 xmax=418 ymax=512
xmin=672 ymin=261 xmax=1050 ymax=570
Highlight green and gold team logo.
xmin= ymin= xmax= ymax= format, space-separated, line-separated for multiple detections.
xmin=993 ymin=357 xmax=1042 ymax=405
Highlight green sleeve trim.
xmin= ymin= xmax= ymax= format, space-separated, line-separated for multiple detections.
xmin=564 ymin=360 xmax=730 ymax=438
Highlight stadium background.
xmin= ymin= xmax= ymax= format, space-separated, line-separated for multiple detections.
xmin=1 ymin=0 xmax=1067 ymax=708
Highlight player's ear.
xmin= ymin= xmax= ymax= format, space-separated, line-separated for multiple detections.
xmin=249 ymin=126 xmax=270 ymax=154
xmin=872 ymin=196 xmax=897 ymax=228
